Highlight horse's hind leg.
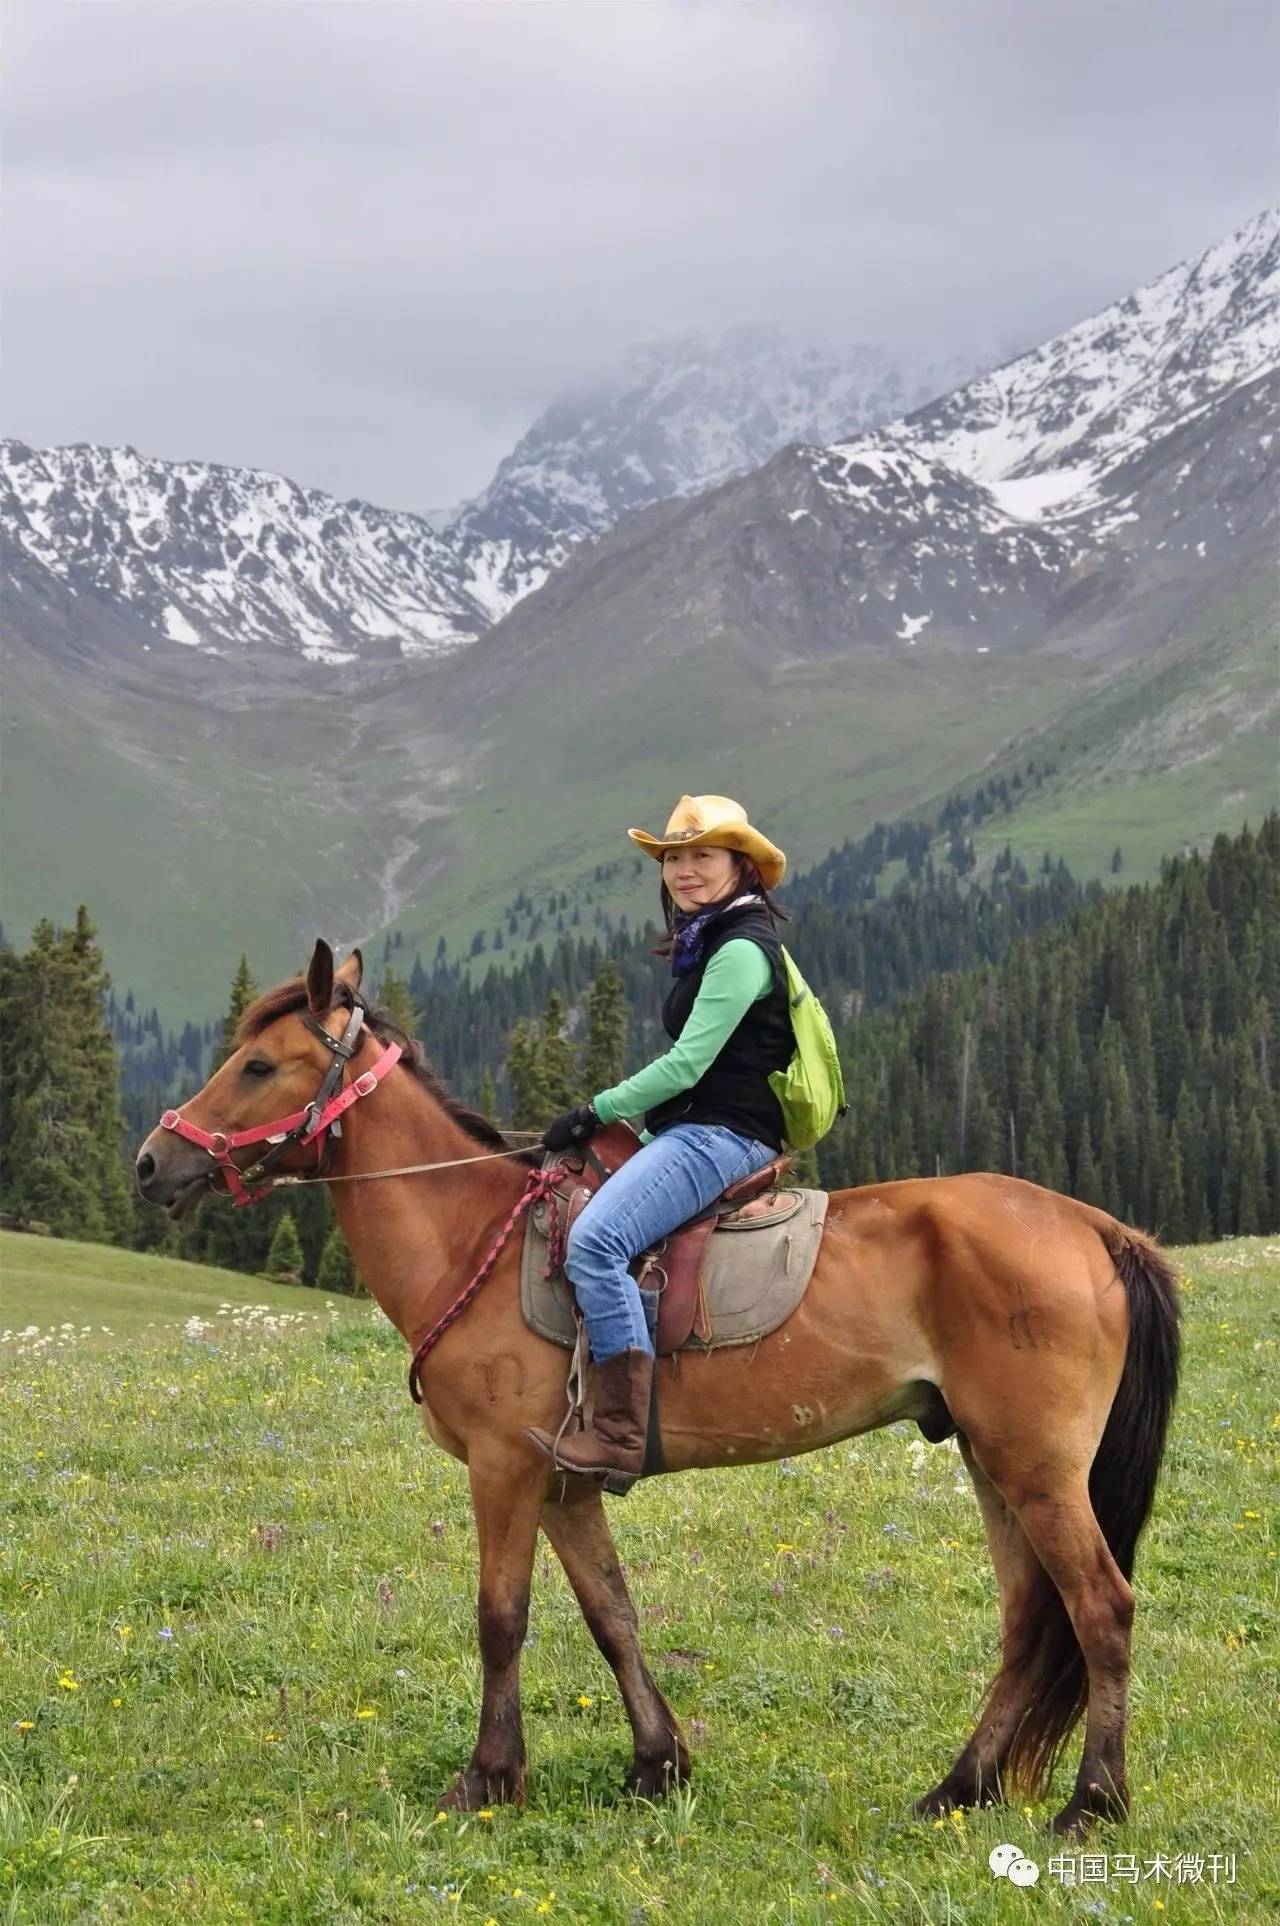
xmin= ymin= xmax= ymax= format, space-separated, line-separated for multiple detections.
xmin=1009 ymin=1477 xmax=1135 ymax=1836
xmin=923 ymin=1440 xmax=1131 ymax=1841
xmin=540 ymin=1484 xmax=690 ymax=1798
xmin=916 ymin=1435 xmax=1045 ymax=1815
xmin=440 ymin=1452 xmax=544 ymax=1810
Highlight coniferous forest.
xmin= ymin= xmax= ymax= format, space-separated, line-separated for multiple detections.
xmin=1 ymin=815 xmax=1275 ymax=1279
xmin=817 ymin=819 xmax=1280 ymax=1242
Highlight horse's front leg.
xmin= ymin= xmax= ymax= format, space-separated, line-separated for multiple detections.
xmin=541 ymin=1482 xmax=690 ymax=1798
xmin=440 ymin=1448 xmax=545 ymax=1810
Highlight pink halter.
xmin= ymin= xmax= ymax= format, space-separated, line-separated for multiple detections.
xmin=158 ymin=1000 xmax=401 ymax=1207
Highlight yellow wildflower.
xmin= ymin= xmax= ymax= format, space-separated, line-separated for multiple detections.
xmin=577 ymin=1694 xmax=594 ymax=1708
xmin=58 ymin=1674 xmax=79 ymax=1692
xmin=476 ymin=1808 xmax=494 ymax=1821
xmin=355 ymin=1707 xmax=376 ymax=1719
xmin=16 ymin=1720 xmax=34 ymax=1733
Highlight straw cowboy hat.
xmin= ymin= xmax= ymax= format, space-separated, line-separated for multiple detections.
xmin=627 ymin=794 xmax=787 ymax=891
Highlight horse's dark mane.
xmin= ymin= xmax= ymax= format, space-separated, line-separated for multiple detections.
xmin=234 ymin=976 xmax=540 ymax=1167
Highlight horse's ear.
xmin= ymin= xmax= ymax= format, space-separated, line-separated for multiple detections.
xmin=306 ymin=939 xmax=335 ymax=1015
xmin=336 ymin=946 xmax=364 ymax=994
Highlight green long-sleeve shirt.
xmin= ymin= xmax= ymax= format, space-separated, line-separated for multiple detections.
xmin=591 ymin=938 xmax=773 ymax=1141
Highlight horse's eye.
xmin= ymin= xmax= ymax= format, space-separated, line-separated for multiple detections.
xmin=242 ymin=1058 xmax=274 ymax=1078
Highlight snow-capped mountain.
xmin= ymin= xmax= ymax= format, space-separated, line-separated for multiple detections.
xmin=756 ymin=207 xmax=1280 ymax=654
xmin=0 ymin=442 xmax=492 ymax=667
xmin=1 ymin=331 xmax=978 ymax=671
xmin=437 ymin=207 xmax=1279 ymax=704
xmin=814 ymin=210 xmax=1279 ymax=537
xmin=447 ymin=328 xmax=978 ymax=616
xmin=4 ymin=213 xmax=1276 ymax=681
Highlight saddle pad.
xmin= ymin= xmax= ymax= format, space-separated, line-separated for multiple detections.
xmin=520 ymin=1185 xmax=830 ymax=1352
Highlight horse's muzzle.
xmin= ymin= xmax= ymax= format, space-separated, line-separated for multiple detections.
xmin=134 ymin=1136 xmax=214 ymax=1218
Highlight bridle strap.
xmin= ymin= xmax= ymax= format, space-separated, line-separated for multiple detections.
xmin=155 ymin=1004 xmax=566 ymax=1399
xmin=159 ymin=1000 xmax=401 ymax=1207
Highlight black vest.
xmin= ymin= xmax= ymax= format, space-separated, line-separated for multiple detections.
xmin=644 ymin=900 xmax=794 ymax=1151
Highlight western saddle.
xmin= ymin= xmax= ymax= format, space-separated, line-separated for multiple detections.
xmin=550 ymin=1121 xmax=795 ymax=1354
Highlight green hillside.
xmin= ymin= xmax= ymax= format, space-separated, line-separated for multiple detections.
xmin=0 ymin=1230 xmax=359 ymax=1342
xmin=6 ymin=549 xmax=1275 ymax=1023
xmin=962 ymin=571 xmax=1279 ymax=884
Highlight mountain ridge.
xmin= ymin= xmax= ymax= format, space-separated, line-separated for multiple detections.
xmin=3 ymin=211 xmax=1276 ymax=1015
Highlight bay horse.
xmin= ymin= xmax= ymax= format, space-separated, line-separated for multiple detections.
xmin=134 ymin=941 xmax=1180 ymax=1838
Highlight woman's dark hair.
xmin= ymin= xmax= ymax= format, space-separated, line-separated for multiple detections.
xmin=649 ymin=850 xmax=789 ymax=962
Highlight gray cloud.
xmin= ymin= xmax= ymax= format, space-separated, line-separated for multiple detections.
xmin=7 ymin=0 xmax=1277 ymax=511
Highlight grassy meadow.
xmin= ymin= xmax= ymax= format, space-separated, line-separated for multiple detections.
xmin=1 ymin=1231 xmax=1276 ymax=1921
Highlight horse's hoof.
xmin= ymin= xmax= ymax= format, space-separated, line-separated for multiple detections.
xmin=623 ymin=1750 xmax=690 ymax=1800
xmin=438 ymin=1764 xmax=526 ymax=1811
xmin=1050 ymin=1784 xmax=1127 ymax=1838
xmin=915 ymin=1777 xmax=1001 ymax=1817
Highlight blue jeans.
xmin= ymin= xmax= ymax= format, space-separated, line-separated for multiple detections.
xmin=564 ymin=1121 xmax=778 ymax=1363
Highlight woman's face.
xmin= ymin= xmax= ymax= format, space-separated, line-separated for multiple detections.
xmin=662 ymin=843 xmax=741 ymax=910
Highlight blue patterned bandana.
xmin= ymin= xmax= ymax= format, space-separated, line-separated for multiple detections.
xmin=669 ymin=891 xmax=762 ymax=975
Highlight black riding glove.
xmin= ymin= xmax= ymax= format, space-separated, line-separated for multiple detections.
xmin=542 ymin=1103 xmax=602 ymax=1151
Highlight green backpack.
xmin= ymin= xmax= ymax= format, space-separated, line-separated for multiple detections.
xmin=767 ymin=945 xmax=847 ymax=1151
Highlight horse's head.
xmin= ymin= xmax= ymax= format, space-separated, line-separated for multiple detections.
xmin=135 ymin=939 xmax=368 ymax=1218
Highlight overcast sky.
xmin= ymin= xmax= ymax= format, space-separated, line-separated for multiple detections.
xmin=7 ymin=1 xmax=1277 ymax=513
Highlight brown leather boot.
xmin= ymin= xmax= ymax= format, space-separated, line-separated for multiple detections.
xmin=526 ymin=1348 xmax=653 ymax=1494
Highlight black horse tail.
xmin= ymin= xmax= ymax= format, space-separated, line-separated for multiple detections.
xmin=1001 ymin=1213 xmax=1182 ymax=1796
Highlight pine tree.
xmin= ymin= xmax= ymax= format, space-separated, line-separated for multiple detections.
xmin=67 ymin=907 xmax=134 ymax=1242
xmin=0 ymin=910 xmax=133 ymax=1241
xmin=1074 ymin=1117 xmax=1102 ymax=1204
xmin=478 ymin=1066 xmax=498 ymax=1126
xmin=541 ymin=989 xmax=582 ymax=1112
xmin=507 ymin=1018 xmax=551 ymax=1131
xmin=316 ymin=1221 xmax=359 ymax=1294
xmin=1153 ymin=1124 xmax=1187 ymax=1243
xmin=214 ymin=956 xmax=259 ymax=1070
xmin=184 ymin=954 xmax=267 ymax=1274
xmin=582 ymin=958 xmax=628 ymax=1094
xmin=264 ymin=1210 xmax=304 ymax=1281
xmin=1237 ymin=1109 xmax=1269 ymax=1234
xmin=378 ymin=967 xmax=419 ymax=1039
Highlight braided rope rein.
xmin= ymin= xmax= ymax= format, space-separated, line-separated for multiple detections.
xmin=406 ymin=1158 xmax=570 ymax=1403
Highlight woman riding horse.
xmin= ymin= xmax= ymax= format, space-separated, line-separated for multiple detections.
xmin=528 ymin=793 xmax=797 ymax=1487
